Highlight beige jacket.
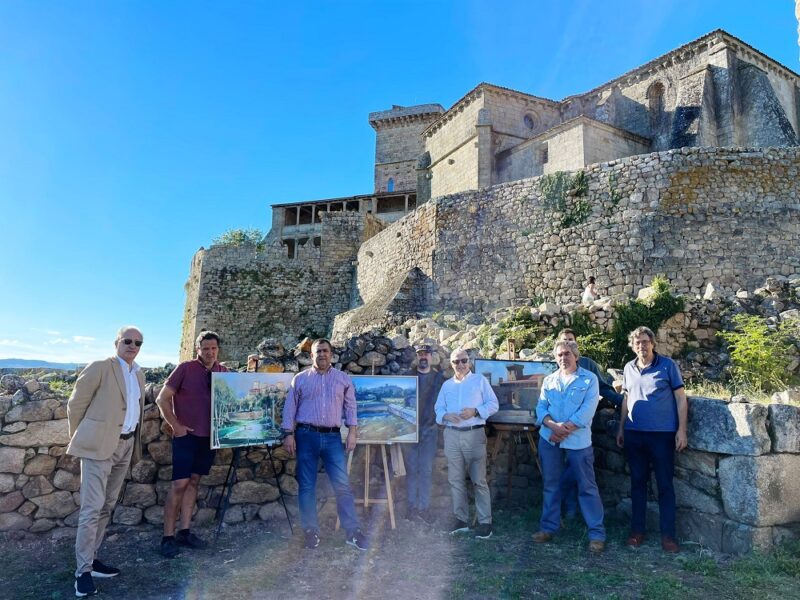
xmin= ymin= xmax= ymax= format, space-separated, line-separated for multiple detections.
xmin=67 ymin=356 xmax=146 ymax=462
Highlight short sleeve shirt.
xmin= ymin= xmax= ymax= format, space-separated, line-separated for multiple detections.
xmin=623 ymin=353 xmax=684 ymax=432
xmin=165 ymin=359 xmax=228 ymax=437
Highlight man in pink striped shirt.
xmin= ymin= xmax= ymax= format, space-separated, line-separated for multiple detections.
xmin=281 ymin=338 xmax=368 ymax=550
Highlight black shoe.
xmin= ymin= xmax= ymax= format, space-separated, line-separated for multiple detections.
xmin=304 ymin=529 xmax=320 ymax=549
xmin=91 ymin=559 xmax=119 ymax=578
xmin=160 ymin=536 xmax=179 ymax=558
xmin=416 ymin=508 xmax=435 ymax=525
xmin=474 ymin=523 xmax=493 ymax=539
xmin=176 ymin=529 xmax=208 ymax=549
xmin=345 ymin=529 xmax=369 ymax=551
xmin=74 ymin=572 xmax=97 ymax=597
xmin=448 ymin=519 xmax=471 ymax=534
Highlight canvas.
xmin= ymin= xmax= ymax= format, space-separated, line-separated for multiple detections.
xmin=211 ymin=372 xmax=293 ymax=449
xmin=343 ymin=375 xmax=418 ymax=444
xmin=475 ymin=359 xmax=557 ymax=425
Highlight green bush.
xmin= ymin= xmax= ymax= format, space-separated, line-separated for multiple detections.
xmin=212 ymin=228 xmax=266 ymax=248
xmin=718 ymin=314 xmax=798 ymax=392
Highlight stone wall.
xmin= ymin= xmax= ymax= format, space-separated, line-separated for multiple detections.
xmin=353 ymin=147 xmax=800 ymax=316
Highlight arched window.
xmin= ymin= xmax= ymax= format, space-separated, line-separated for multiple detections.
xmin=647 ymin=82 xmax=665 ymax=129
xmin=387 ymin=177 xmax=395 ymax=192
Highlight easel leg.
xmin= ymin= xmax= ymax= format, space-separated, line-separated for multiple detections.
xmin=381 ymin=445 xmax=396 ymax=530
xmin=266 ymin=445 xmax=293 ymax=534
xmin=364 ymin=445 xmax=371 ymax=509
xmin=214 ymin=447 xmax=241 ymax=545
xmin=526 ymin=430 xmax=542 ymax=476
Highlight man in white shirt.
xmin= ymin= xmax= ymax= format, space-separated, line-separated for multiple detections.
xmin=435 ymin=348 xmax=499 ymax=539
xmin=67 ymin=326 xmax=146 ymax=597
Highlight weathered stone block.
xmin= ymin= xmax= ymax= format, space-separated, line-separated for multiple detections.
xmin=0 ymin=512 xmax=32 ymax=531
xmin=278 ymin=475 xmax=298 ymax=496
xmin=200 ymin=465 xmax=230 ymax=487
xmin=143 ymin=505 xmax=164 ymax=525
xmin=719 ymin=454 xmax=800 ymax=526
xmin=230 ymin=481 xmax=279 ymax=504
xmin=23 ymin=454 xmax=57 ymax=476
xmin=674 ymin=449 xmax=718 ymax=477
xmin=722 ymin=520 xmax=774 ymax=554
xmin=147 ymin=440 xmax=172 ymax=464
xmin=122 ymin=483 xmax=157 ymax=507
xmin=674 ymin=479 xmax=722 ymax=514
xmin=0 ymin=473 xmax=14 ymax=493
xmin=687 ymin=397 xmax=770 ymax=455
xmin=0 ymin=420 xmax=70 ymax=447
xmin=22 ymin=475 xmax=54 ymax=499
xmin=30 ymin=518 xmax=56 ymax=533
xmin=140 ymin=419 xmax=161 ymax=445
xmin=53 ymin=469 xmax=81 ymax=491
xmin=0 ymin=447 xmax=26 ymax=473
xmin=767 ymin=404 xmax=800 ymax=453
xmin=0 ymin=490 xmax=24 ymax=513
xmin=131 ymin=459 xmax=157 ymax=483
xmin=113 ymin=505 xmax=143 ymax=525
xmin=32 ymin=490 xmax=76 ymax=518
xmin=4 ymin=399 xmax=57 ymax=422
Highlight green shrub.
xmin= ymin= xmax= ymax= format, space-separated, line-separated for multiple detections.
xmin=538 ymin=170 xmax=591 ymax=229
xmin=718 ymin=314 xmax=798 ymax=392
xmin=212 ymin=228 xmax=266 ymax=249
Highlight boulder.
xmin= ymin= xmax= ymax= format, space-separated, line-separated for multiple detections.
xmin=0 ymin=512 xmax=32 ymax=531
xmin=4 ymin=423 xmax=26 ymax=433
xmin=23 ymin=454 xmax=57 ymax=476
xmin=200 ymin=465 xmax=230 ymax=487
xmin=53 ymin=469 xmax=81 ymax=491
xmin=673 ymin=479 xmax=722 ymax=514
xmin=113 ymin=506 xmax=143 ymax=525
xmin=674 ymin=449 xmax=718 ymax=478
xmin=718 ymin=454 xmax=800 ymax=526
xmin=147 ymin=441 xmax=173 ymax=465
xmin=390 ymin=335 xmax=409 ymax=350
xmin=131 ymin=459 xmax=158 ymax=483
xmin=140 ymin=420 xmax=161 ymax=445
xmin=687 ymin=397 xmax=770 ymax=455
xmin=144 ymin=505 xmax=164 ymax=525
xmin=122 ymin=483 xmax=157 ymax=507
xmin=30 ymin=518 xmax=56 ymax=533
xmin=357 ymin=351 xmax=386 ymax=368
xmin=32 ymin=490 xmax=76 ymax=518
xmin=0 ymin=474 xmax=14 ymax=493
xmin=4 ymin=399 xmax=57 ymax=423
xmin=0 ymin=420 xmax=70 ymax=447
xmin=0 ymin=447 xmax=26 ymax=473
xmin=278 ymin=475 xmax=298 ymax=496
xmin=22 ymin=475 xmax=54 ymax=499
xmin=767 ymin=404 xmax=800 ymax=453
xmin=0 ymin=491 xmax=25 ymax=513
xmin=230 ymin=481 xmax=279 ymax=504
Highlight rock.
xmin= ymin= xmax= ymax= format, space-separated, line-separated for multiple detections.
xmin=296 ymin=352 xmax=312 ymax=366
xmin=147 ymin=441 xmax=173 ymax=464
xmin=0 ymin=375 xmax=25 ymax=394
xmin=538 ymin=302 xmax=560 ymax=317
xmin=718 ymin=454 xmax=800 ymax=526
xmin=772 ymin=388 xmax=800 ymax=404
xmin=674 ymin=449 xmax=717 ymax=478
xmin=0 ymin=447 xmax=26 ymax=473
xmin=113 ymin=506 xmax=143 ymax=525
xmin=0 ymin=397 xmax=11 ymax=420
xmin=56 ymin=453 xmax=80 ymax=474
xmin=23 ymin=380 xmax=41 ymax=394
xmin=63 ymin=508 xmax=81 ymax=527
xmin=0 ymin=512 xmax=32 ymax=531
xmin=779 ymin=309 xmax=800 ymax=322
xmin=193 ymin=507 xmax=216 ymax=525
xmin=0 ymin=420 xmax=70 ymax=447
xmin=11 ymin=389 xmax=26 ymax=406
xmin=767 ymin=404 xmax=800 ymax=453
xmin=390 ymin=335 xmax=409 ymax=350
xmin=278 ymin=475 xmax=298 ymax=496
xmin=3 ymin=423 xmax=26 ymax=433
xmin=703 ymin=282 xmax=719 ymax=301
xmin=230 ymin=481 xmax=279 ymax=504
xmin=131 ymin=460 xmax=158 ymax=483
xmin=4 ymin=399 xmax=57 ymax=423
xmin=143 ymin=505 xmax=164 ymax=526
xmin=53 ymin=469 xmax=81 ymax=491
xmin=23 ymin=454 xmax=57 ymax=476
xmin=345 ymin=362 xmax=364 ymax=374
xmin=199 ymin=465 xmax=230 ymax=487
xmin=257 ymin=338 xmax=286 ymax=359
xmin=722 ymin=520 xmax=774 ymax=554
xmin=122 ymin=483 xmax=157 ymax=507
xmin=0 ymin=491 xmax=25 ymax=513
xmin=140 ymin=420 xmax=161 ymax=445
xmin=687 ymin=397 xmax=770 ymax=455
xmin=673 ymin=479 xmax=722 ymax=514
xmin=735 ymin=289 xmax=750 ymax=299
xmin=295 ymin=337 xmax=313 ymax=354
xmin=0 ymin=474 xmax=14 ymax=493
xmin=22 ymin=475 xmax=54 ymax=499
xmin=29 ymin=518 xmax=56 ymax=533
xmin=31 ymin=490 xmax=76 ymax=518
xmin=357 ymin=351 xmax=386 ymax=368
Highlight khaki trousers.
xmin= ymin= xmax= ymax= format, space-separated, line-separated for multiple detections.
xmin=443 ymin=427 xmax=492 ymax=525
xmin=75 ymin=436 xmax=134 ymax=577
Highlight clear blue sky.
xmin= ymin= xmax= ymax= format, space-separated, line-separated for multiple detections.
xmin=0 ymin=1 xmax=796 ymax=366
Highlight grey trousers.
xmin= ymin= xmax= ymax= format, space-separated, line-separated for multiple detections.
xmin=75 ymin=436 xmax=134 ymax=577
xmin=443 ymin=427 xmax=491 ymax=525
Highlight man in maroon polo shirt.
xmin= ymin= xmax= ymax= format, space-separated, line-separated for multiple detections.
xmin=156 ymin=331 xmax=228 ymax=558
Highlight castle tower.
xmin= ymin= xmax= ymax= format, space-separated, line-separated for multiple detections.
xmin=369 ymin=104 xmax=444 ymax=194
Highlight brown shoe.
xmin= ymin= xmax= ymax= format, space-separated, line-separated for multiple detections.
xmin=661 ymin=536 xmax=679 ymax=553
xmin=588 ymin=540 xmax=605 ymax=554
xmin=625 ymin=532 xmax=645 ymax=548
xmin=532 ymin=531 xmax=553 ymax=544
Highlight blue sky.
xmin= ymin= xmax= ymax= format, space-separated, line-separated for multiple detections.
xmin=0 ymin=1 xmax=796 ymax=366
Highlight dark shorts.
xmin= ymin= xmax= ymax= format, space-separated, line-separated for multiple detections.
xmin=171 ymin=434 xmax=215 ymax=480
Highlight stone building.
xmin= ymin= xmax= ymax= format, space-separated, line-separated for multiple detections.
xmin=181 ymin=29 xmax=800 ymax=361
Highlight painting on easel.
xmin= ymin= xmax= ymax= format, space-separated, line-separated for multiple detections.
xmin=475 ymin=359 xmax=557 ymax=426
xmin=211 ymin=372 xmax=293 ymax=449
xmin=343 ymin=375 xmax=418 ymax=444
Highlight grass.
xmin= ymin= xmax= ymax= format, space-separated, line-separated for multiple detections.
xmin=685 ymin=380 xmax=782 ymax=404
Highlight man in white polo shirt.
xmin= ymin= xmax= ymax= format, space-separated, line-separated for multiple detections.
xmin=435 ymin=348 xmax=498 ymax=539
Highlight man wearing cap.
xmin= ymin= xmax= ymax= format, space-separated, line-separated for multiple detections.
xmin=402 ymin=343 xmax=445 ymax=523
xmin=435 ymin=348 xmax=499 ymax=539
xmin=67 ymin=326 xmax=146 ymax=597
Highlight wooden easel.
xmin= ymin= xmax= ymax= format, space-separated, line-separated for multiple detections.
xmin=335 ymin=443 xmax=397 ymax=530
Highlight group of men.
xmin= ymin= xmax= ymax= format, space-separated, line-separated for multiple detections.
xmin=66 ymin=323 xmax=687 ymax=596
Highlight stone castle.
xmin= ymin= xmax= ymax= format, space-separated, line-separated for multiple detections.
xmin=181 ymin=29 xmax=800 ymax=361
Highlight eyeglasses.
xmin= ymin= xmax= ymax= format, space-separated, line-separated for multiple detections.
xmin=451 ymin=358 xmax=469 ymax=365
xmin=556 ymin=352 xmax=573 ymax=358
xmin=122 ymin=339 xmax=143 ymax=347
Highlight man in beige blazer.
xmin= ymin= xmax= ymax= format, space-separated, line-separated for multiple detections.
xmin=67 ymin=326 xmax=146 ymax=598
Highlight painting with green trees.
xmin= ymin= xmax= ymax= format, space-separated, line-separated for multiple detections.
xmin=211 ymin=373 xmax=293 ymax=449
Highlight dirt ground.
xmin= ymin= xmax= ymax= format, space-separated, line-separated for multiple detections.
xmin=3 ymin=506 xmax=799 ymax=600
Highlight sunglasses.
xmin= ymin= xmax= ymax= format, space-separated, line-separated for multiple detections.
xmin=122 ymin=339 xmax=143 ymax=347
xmin=451 ymin=358 xmax=469 ymax=365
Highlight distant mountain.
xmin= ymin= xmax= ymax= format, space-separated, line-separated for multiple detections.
xmin=0 ymin=358 xmax=84 ymax=371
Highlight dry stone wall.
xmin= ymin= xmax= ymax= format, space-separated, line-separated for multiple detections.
xmin=354 ymin=147 xmax=800 ymax=317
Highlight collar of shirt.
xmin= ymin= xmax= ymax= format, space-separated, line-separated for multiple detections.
xmin=117 ymin=356 xmax=140 ymax=374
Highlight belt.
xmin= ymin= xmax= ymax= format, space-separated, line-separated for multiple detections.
xmin=120 ymin=430 xmax=136 ymax=440
xmin=446 ymin=424 xmax=484 ymax=431
xmin=297 ymin=423 xmax=341 ymax=434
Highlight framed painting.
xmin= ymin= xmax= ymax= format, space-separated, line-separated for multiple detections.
xmin=343 ymin=375 xmax=418 ymax=444
xmin=211 ymin=372 xmax=293 ymax=449
xmin=474 ymin=359 xmax=557 ymax=426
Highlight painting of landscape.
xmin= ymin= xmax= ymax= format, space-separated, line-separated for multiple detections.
xmin=475 ymin=359 xmax=557 ymax=425
xmin=344 ymin=375 xmax=418 ymax=444
xmin=211 ymin=372 xmax=293 ymax=449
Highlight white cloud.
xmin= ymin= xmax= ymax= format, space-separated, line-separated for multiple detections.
xmin=45 ymin=338 xmax=71 ymax=345
xmin=73 ymin=335 xmax=96 ymax=343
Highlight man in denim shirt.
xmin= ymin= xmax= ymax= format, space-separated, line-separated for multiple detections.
xmin=534 ymin=340 xmax=606 ymax=553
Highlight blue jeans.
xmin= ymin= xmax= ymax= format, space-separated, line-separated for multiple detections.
xmin=538 ymin=439 xmax=605 ymax=541
xmin=624 ymin=429 xmax=676 ymax=538
xmin=403 ymin=427 xmax=438 ymax=510
xmin=295 ymin=428 xmax=360 ymax=533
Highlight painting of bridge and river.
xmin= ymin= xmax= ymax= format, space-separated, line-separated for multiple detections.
xmin=344 ymin=375 xmax=418 ymax=444
xmin=211 ymin=373 xmax=293 ymax=449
